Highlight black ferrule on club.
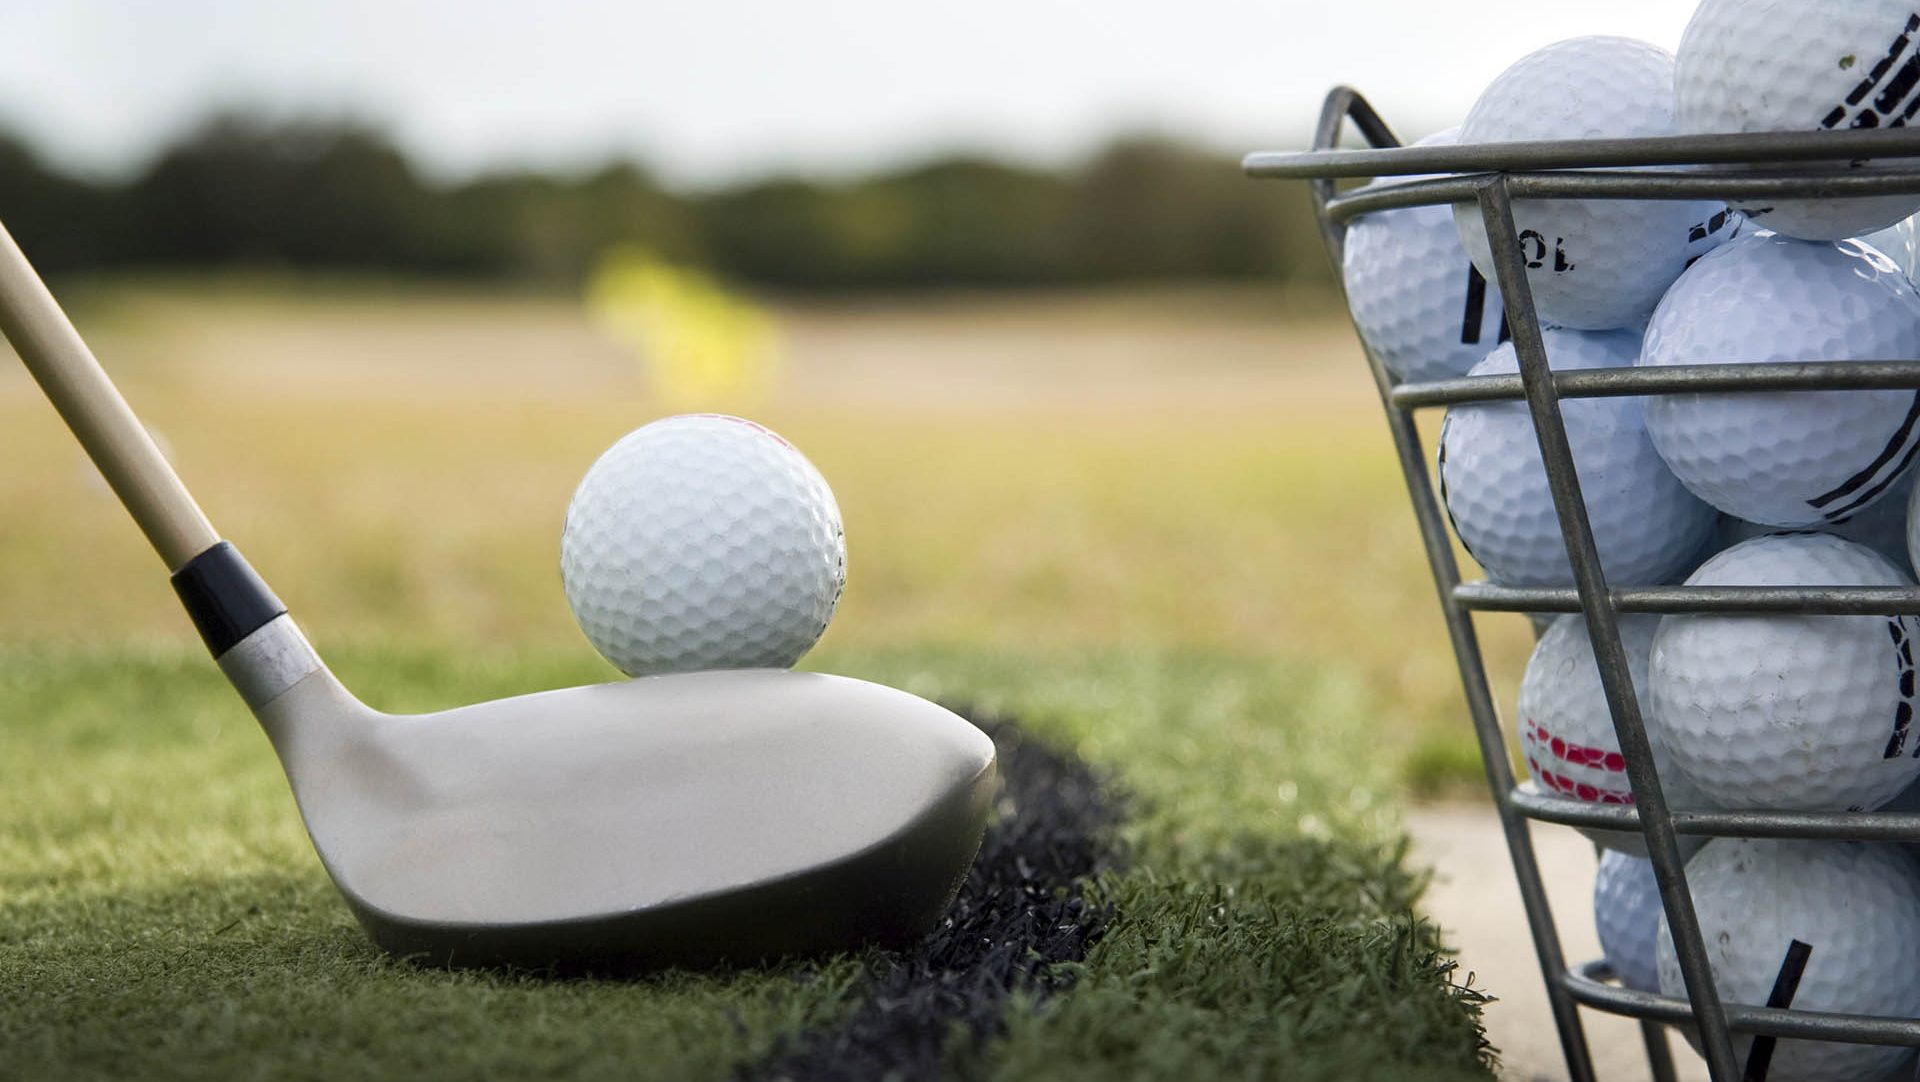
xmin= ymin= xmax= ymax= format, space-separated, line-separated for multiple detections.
xmin=170 ymin=541 xmax=288 ymax=658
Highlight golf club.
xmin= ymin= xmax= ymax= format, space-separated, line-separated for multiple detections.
xmin=0 ymin=218 xmax=997 ymax=971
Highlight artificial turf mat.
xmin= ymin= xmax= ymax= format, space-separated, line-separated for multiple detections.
xmin=0 ymin=643 xmax=1495 ymax=1080
xmin=743 ymin=718 xmax=1120 ymax=1080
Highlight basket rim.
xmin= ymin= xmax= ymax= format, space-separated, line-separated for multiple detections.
xmin=1244 ymin=96 xmax=1920 ymax=182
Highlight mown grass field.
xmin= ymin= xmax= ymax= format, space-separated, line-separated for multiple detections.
xmin=0 ymin=278 xmax=1528 ymax=1078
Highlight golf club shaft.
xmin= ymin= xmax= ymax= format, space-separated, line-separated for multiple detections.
xmin=0 ymin=219 xmax=219 ymax=571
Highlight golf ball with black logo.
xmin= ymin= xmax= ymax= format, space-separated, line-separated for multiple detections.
xmin=1519 ymin=614 xmax=1711 ymax=856
xmin=1438 ymin=328 xmax=1716 ymax=587
xmin=1343 ymin=128 xmax=1508 ymax=384
xmin=1650 ymin=534 xmax=1920 ymax=812
xmin=1453 ymin=36 xmax=1736 ymax=330
xmin=1677 ymin=0 xmax=1920 ymax=241
xmin=1718 ymin=466 xmax=1917 ymax=574
xmin=561 ymin=414 xmax=846 ymax=676
xmin=1594 ymin=850 xmax=1662 ymax=994
xmin=1641 ymin=232 xmax=1920 ymax=528
xmin=1656 ymin=838 xmax=1920 ymax=1082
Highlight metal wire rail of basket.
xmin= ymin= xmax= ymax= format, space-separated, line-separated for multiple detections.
xmin=1245 ymin=87 xmax=1920 ymax=1082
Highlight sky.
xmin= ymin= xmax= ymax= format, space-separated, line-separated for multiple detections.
xmin=0 ymin=1 xmax=1696 ymax=188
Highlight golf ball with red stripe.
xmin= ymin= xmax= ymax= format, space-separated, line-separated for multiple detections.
xmin=1520 ymin=613 xmax=1710 ymax=856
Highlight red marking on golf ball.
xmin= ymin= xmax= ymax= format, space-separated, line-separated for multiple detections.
xmin=1527 ymin=719 xmax=1627 ymax=773
xmin=1532 ymin=764 xmax=1634 ymax=805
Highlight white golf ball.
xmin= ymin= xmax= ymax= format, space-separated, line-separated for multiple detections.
xmin=1453 ymin=36 xmax=1736 ymax=330
xmin=1438 ymin=328 xmax=1716 ymax=587
xmin=1594 ymin=850 xmax=1663 ymax=994
xmin=1650 ymin=534 xmax=1920 ymax=812
xmin=1677 ymin=0 xmax=1920 ymax=241
xmin=561 ymin=414 xmax=846 ymax=677
xmin=1343 ymin=128 xmax=1508 ymax=384
xmin=1641 ymin=232 xmax=1920 ymax=528
xmin=1520 ymin=614 xmax=1712 ymax=856
xmin=1656 ymin=838 xmax=1920 ymax=1082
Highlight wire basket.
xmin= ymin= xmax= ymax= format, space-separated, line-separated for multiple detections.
xmin=1246 ymin=88 xmax=1920 ymax=1082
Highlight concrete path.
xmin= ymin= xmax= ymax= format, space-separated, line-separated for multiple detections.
xmin=1408 ymin=804 xmax=1710 ymax=1082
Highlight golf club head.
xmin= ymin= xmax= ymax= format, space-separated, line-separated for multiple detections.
xmin=223 ymin=613 xmax=997 ymax=971
xmin=0 ymin=227 xmax=997 ymax=972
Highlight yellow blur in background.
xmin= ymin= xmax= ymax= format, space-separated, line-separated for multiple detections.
xmin=587 ymin=248 xmax=783 ymax=410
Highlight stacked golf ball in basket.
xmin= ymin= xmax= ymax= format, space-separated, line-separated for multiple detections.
xmin=1342 ymin=3 xmax=1920 ymax=1078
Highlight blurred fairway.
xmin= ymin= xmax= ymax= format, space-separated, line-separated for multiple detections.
xmin=0 ymin=276 xmax=1530 ymax=772
xmin=0 ymin=277 xmax=1518 ymax=1078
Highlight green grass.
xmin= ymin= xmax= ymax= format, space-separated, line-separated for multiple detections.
xmin=0 ymin=642 xmax=1493 ymax=1080
xmin=841 ymin=648 xmax=1492 ymax=1081
xmin=1403 ymin=728 xmax=1503 ymax=802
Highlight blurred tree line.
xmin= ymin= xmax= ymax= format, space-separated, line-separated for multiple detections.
xmin=0 ymin=114 xmax=1330 ymax=293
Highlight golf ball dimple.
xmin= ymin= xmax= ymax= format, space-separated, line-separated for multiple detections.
xmin=1649 ymin=533 xmax=1920 ymax=812
xmin=1519 ymin=614 xmax=1711 ymax=856
xmin=1677 ymin=0 xmax=1920 ymax=241
xmin=560 ymin=414 xmax=846 ymax=677
xmin=1656 ymin=838 xmax=1920 ymax=1082
xmin=1342 ymin=128 xmax=1508 ymax=385
xmin=1640 ymin=232 xmax=1920 ymax=528
xmin=1453 ymin=36 xmax=1736 ymax=330
xmin=1438 ymin=328 xmax=1716 ymax=588
xmin=1594 ymin=850 xmax=1663 ymax=994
